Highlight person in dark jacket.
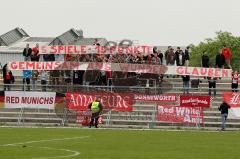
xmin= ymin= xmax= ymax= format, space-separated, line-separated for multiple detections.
xmin=88 ymin=97 xmax=103 ymax=128
xmin=218 ymin=101 xmax=231 ymax=131
xmin=201 ymin=52 xmax=209 ymax=68
xmin=215 ymin=50 xmax=225 ymax=68
xmin=184 ymin=46 xmax=190 ymax=66
xmin=23 ymin=44 xmax=32 ymax=61
xmin=207 ymin=76 xmax=217 ymax=97
xmin=182 ymin=75 xmax=190 ymax=94
xmin=2 ymin=64 xmax=15 ymax=91
xmin=176 ymin=50 xmax=185 ymax=66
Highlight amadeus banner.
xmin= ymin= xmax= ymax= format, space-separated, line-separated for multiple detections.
xmin=66 ymin=92 xmax=133 ymax=112
xmin=4 ymin=91 xmax=56 ymax=109
xmin=9 ymin=62 xmax=232 ymax=78
xmin=180 ymin=95 xmax=211 ymax=108
xmin=156 ymin=105 xmax=203 ymax=124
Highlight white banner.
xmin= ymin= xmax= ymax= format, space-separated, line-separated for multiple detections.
xmin=228 ymin=108 xmax=240 ymax=119
xmin=4 ymin=91 xmax=56 ymax=109
xmin=8 ymin=62 xmax=232 ymax=78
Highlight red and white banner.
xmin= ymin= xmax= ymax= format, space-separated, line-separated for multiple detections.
xmin=168 ymin=66 xmax=231 ymax=78
xmin=134 ymin=94 xmax=177 ymax=102
xmin=40 ymin=45 xmax=153 ymax=55
xmin=180 ymin=95 xmax=211 ymax=108
xmin=8 ymin=62 xmax=232 ymax=78
xmin=66 ymin=92 xmax=133 ymax=112
xmin=222 ymin=92 xmax=240 ymax=108
xmin=222 ymin=92 xmax=240 ymax=118
xmin=4 ymin=91 xmax=56 ymax=109
xmin=156 ymin=105 xmax=203 ymax=124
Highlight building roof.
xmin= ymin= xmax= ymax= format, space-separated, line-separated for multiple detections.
xmin=0 ymin=28 xmax=108 ymax=53
xmin=50 ymin=28 xmax=83 ymax=45
xmin=0 ymin=27 xmax=29 ymax=46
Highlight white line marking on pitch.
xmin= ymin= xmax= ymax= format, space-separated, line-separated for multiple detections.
xmin=30 ymin=146 xmax=80 ymax=159
xmin=0 ymin=136 xmax=89 ymax=146
xmin=0 ymin=136 xmax=90 ymax=159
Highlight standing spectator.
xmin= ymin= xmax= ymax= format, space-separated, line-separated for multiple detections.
xmin=182 ymin=75 xmax=190 ymax=94
xmin=2 ymin=64 xmax=14 ymax=91
xmin=218 ymin=101 xmax=231 ymax=131
xmin=175 ymin=47 xmax=181 ymax=58
xmin=215 ymin=50 xmax=225 ymax=68
xmin=23 ymin=70 xmax=32 ymax=91
xmin=176 ymin=50 xmax=185 ymax=66
xmin=152 ymin=53 xmax=161 ymax=65
xmin=23 ymin=44 xmax=32 ymax=61
xmin=184 ymin=46 xmax=190 ymax=66
xmin=208 ymin=75 xmax=217 ymax=97
xmin=41 ymin=70 xmax=47 ymax=92
xmin=32 ymin=70 xmax=39 ymax=91
xmin=166 ymin=48 xmax=175 ymax=66
xmin=153 ymin=46 xmax=158 ymax=54
xmin=158 ymin=50 xmax=163 ymax=65
xmin=231 ymin=71 xmax=239 ymax=92
xmin=164 ymin=46 xmax=171 ymax=63
xmin=31 ymin=43 xmax=40 ymax=61
xmin=222 ymin=45 xmax=232 ymax=69
xmin=201 ymin=51 xmax=209 ymax=68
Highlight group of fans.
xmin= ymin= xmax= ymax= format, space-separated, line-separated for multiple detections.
xmin=1 ymin=40 xmax=239 ymax=94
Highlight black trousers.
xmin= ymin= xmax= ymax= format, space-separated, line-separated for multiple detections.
xmin=90 ymin=112 xmax=100 ymax=128
xmin=209 ymin=82 xmax=216 ymax=96
xmin=23 ymin=78 xmax=30 ymax=91
xmin=232 ymin=83 xmax=238 ymax=92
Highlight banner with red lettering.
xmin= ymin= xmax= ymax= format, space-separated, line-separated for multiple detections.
xmin=8 ymin=62 xmax=231 ymax=78
xmin=39 ymin=45 xmax=153 ymax=55
xmin=156 ymin=105 xmax=203 ymax=124
xmin=4 ymin=91 xmax=56 ymax=109
xmin=134 ymin=94 xmax=177 ymax=102
xmin=180 ymin=95 xmax=211 ymax=108
xmin=66 ymin=92 xmax=133 ymax=112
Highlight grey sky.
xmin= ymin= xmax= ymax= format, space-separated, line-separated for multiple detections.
xmin=0 ymin=0 xmax=239 ymax=46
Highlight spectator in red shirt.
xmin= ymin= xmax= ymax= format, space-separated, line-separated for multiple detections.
xmin=222 ymin=45 xmax=232 ymax=69
xmin=31 ymin=43 xmax=40 ymax=61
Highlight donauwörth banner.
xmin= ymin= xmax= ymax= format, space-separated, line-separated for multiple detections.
xmin=66 ymin=92 xmax=133 ymax=112
xmin=134 ymin=94 xmax=177 ymax=102
xmin=180 ymin=95 xmax=211 ymax=108
xmin=9 ymin=62 xmax=232 ymax=78
xmin=156 ymin=105 xmax=203 ymax=124
xmin=4 ymin=91 xmax=56 ymax=109
xmin=222 ymin=92 xmax=240 ymax=118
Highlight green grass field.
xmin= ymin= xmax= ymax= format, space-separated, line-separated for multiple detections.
xmin=0 ymin=128 xmax=240 ymax=159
